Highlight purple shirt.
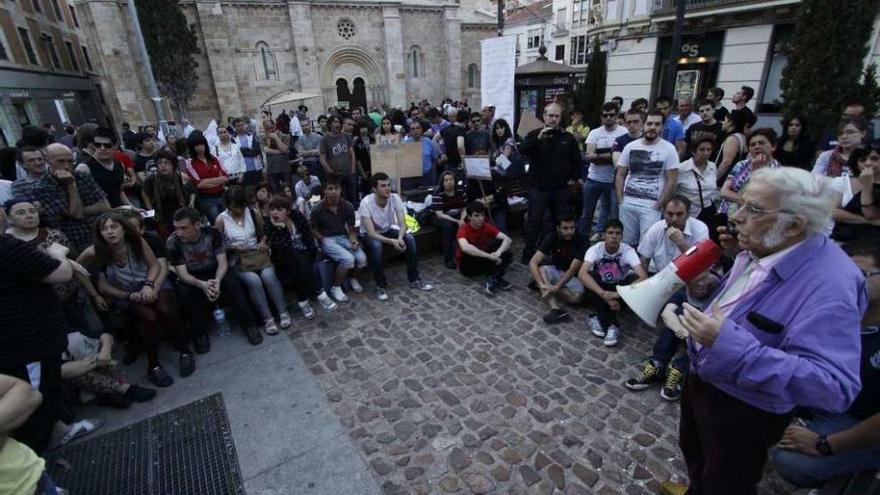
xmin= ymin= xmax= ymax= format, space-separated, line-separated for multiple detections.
xmin=688 ymin=234 xmax=866 ymax=414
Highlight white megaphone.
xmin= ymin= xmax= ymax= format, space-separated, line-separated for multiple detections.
xmin=618 ymin=239 xmax=722 ymax=327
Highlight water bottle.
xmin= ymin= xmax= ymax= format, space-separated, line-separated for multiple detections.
xmin=213 ymin=306 xmax=230 ymax=336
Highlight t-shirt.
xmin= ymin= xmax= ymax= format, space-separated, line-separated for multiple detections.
xmin=143 ymin=231 xmax=167 ymax=258
xmin=464 ymin=130 xmax=491 ymax=155
xmin=584 ymin=241 xmax=640 ymax=285
xmin=166 ymin=226 xmax=225 ymax=278
xmin=358 ymin=193 xmax=405 ymax=234
xmin=0 ymin=234 xmax=67 ymax=366
xmin=618 ymin=139 xmax=681 ymax=207
xmin=613 ymin=133 xmax=641 ymax=153
xmin=661 ymin=118 xmax=685 ymax=145
xmin=310 ymin=199 xmax=356 ymax=237
xmin=637 ymin=217 xmax=709 ymax=272
xmin=684 ymin=122 xmax=723 ymax=153
xmin=455 ymin=221 xmax=500 ymax=264
xmin=134 ymin=153 xmax=157 ymax=175
xmin=848 ymin=327 xmax=880 ymax=420
xmin=430 ymin=187 xmax=467 ymax=215
xmin=672 ymin=113 xmax=701 ymax=132
xmin=319 ymin=133 xmax=355 ymax=175
xmin=538 ymin=231 xmax=588 ymax=271
xmin=441 ymin=125 xmax=468 ymax=166
xmin=586 ymin=125 xmax=627 ymax=183
xmin=295 ymin=176 xmax=321 ymax=200
xmin=0 ymin=437 xmax=44 ymax=495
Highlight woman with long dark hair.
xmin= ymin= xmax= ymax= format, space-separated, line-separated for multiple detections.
xmin=430 ymin=170 xmax=468 ymax=269
xmin=715 ymin=108 xmax=751 ymax=186
xmin=86 ymin=211 xmax=194 ymax=387
xmin=374 ymin=117 xmax=400 ymax=145
xmin=184 ymin=130 xmax=228 ymax=223
xmin=775 ymin=116 xmax=814 ymax=171
xmin=143 ymin=150 xmax=194 ymax=239
xmin=830 ymin=141 xmax=880 ymax=242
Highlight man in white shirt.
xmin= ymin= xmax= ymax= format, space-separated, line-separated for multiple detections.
xmin=580 ymin=102 xmax=628 ymax=240
xmin=672 ymin=98 xmax=701 ymax=133
xmin=615 ymin=111 xmax=681 ymax=247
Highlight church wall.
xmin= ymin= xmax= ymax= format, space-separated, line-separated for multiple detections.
xmin=179 ymin=4 xmax=223 ymax=127
xmin=400 ymin=8 xmax=446 ymax=104
xmin=460 ymin=25 xmax=495 ymax=109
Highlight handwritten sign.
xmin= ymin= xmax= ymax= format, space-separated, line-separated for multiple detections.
xmin=464 ymin=156 xmax=492 ymax=180
xmin=481 ymin=35 xmax=516 ymax=126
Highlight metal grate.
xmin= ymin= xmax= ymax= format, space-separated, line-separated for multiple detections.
xmin=48 ymin=394 xmax=244 ymax=495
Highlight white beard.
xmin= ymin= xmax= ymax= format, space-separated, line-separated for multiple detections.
xmin=759 ymin=220 xmax=789 ymax=251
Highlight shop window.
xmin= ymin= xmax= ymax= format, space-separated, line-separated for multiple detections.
xmin=758 ymin=24 xmax=794 ymax=114
xmin=18 ymin=28 xmax=39 ymax=65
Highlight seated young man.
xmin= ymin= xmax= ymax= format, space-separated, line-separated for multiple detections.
xmin=359 ymin=172 xmax=432 ymax=301
xmin=771 ymin=240 xmax=880 ymax=488
xmin=310 ymin=177 xmax=366 ymax=302
xmin=577 ymin=219 xmax=648 ymax=347
xmin=456 ymin=202 xmax=513 ymax=296
xmin=528 ymin=214 xmax=588 ymax=324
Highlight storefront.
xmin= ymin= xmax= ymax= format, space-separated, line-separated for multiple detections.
xmin=653 ymin=31 xmax=725 ymax=105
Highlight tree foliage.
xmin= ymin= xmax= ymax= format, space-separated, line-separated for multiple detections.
xmin=572 ymin=38 xmax=607 ymax=129
xmin=135 ymin=0 xmax=200 ymax=119
xmin=780 ymin=0 xmax=880 ymax=143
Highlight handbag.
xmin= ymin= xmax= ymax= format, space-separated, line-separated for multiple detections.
xmin=693 ymin=169 xmax=718 ymax=224
xmin=238 ymin=249 xmax=272 ymax=272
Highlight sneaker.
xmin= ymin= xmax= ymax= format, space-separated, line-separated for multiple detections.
xmin=148 ymin=365 xmax=174 ymax=388
xmin=444 ymin=259 xmax=457 ymax=269
xmin=279 ymin=312 xmax=292 ymax=329
xmin=496 ymin=278 xmax=513 ymax=291
xmin=349 ymin=278 xmax=364 ymax=293
xmin=245 ymin=325 xmax=263 ymax=345
xmin=661 ymin=366 xmax=685 ymax=401
xmin=376 ymin=287 xmax=389 ymax=301
xmin=410 ymin=280 xmax=433 ymax=291
xmin=51 ymin=418 xmax=104 ymax=449
xmin=660 ymin=481 xmax=689 ymax=495
xmin=298 ymin=301 xmax=316 ymax=320
xmin=542 ymin=308 xmax=572 ymax=324
xmin=625 ymin=361 xmax=664 ymax=391
xmin=193 ymin=334 xmax=210 ymax=354
xmin=316 ymin=291 xmax=337 ymax=310
xmin=124 ymin=385 xmax=157 ymax=403
xmin=330 ymin=285 xmax=349 ymax=302
xmin=603 ymin=325 xmax=620 ymax=347
xmin=179 ymin=353 xmax=196 ymax=378
xmin=587 ymin=315 xmax=605 ymax=337
xmin=264 ymin=318 xmax=279 ymax=336
xmin=485 ymin=278 xmax=498 ymax=297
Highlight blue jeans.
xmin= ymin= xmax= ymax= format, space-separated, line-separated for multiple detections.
xmin=579 ymin=179 xmax=618 ymax=235
xmin=36 ymin=471 xmax=58 ymax=495
xmin=772 ymin=411 xmax=880 ymax=487
xmin=320 ymin=236 xmax=367 ymax=269
xmin=235 ymin=266 xmax=287 ymax=322
xmin=363 ymin=228 xmax=420 ymax=288
xmin=619 ymin=198 xmax=662 ymax=247
xmin=436 ymin=218 xmax=459 ymax=262
xmin=197 ymin=195 xmax=224 ymax=224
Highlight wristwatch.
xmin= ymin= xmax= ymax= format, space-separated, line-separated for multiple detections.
xmin=816 ymin=434 xmax=833 ymax=456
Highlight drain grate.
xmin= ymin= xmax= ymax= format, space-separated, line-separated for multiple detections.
xmin=48 ymin=393 xmax=244 ymax=495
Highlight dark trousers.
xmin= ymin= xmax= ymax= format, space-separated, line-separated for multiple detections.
xmin=437 ymin=217 xmax=459 ymax=263
xmin=175 ymin=271 xmax=256 ymax=337
xmin=525 ymin=186 xmax=571 ymax=253
xmin=275 ymin=250 xmax=317 ymax=302
xmin=1 ymin=357 xmax=63 ymax=454
xmin=459 ymin=239 xmax=512 ymax=279
xmin=585 ymin=272 xmax=637 ymax=329
xmin=341 ymin=173 xmax=360 ymax=208
xmin=651 ymin=289 xmax=688 ymax=370
xmin=363 ymin=229 xmax=419 ymax=288
xmin=680 ymin=374 xmax=790 ymax=495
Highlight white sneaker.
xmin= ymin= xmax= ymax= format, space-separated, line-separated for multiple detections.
xmin=278 ymin=312 xmax=292 ymax=329
xmin=316 ymin=291 xmax=337 ymax=310
xmin=376 ymin=287 xmax=389 ymax=301
xmin=298 ymin=301 xmax=316 ymax=320
xmin=349 ymin=278 xmax=364 ymax=293
xmin=588 ymin=315 xmax=605 ymax=337
xmin=264 ymin=318 xmax=279 ymax=336
xmin=330 ymin=285 xmax=349 ymax=302
xmin=603 ymin=325 xmax=620 ymax=347
xmin=409 ymin=280 xmax=433 ymax=291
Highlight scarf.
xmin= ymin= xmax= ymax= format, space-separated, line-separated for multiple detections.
xmin=825 ymin=146 xmax=849 ymax=178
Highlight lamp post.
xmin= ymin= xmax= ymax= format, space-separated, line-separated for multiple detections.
xmin=663 ymin=0 xmax=687 ymax=101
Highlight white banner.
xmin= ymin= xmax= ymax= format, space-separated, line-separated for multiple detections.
xmin=480 ymin=35 xmax=516 ymax=127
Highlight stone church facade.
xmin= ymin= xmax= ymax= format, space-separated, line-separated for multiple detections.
xmin=77 ymin=0 xmax=497 ymax=128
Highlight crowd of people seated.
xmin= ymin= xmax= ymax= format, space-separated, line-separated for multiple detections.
xmin=1 ymin=92 xmax=879 ymax=494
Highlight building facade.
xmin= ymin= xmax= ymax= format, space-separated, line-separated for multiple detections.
xmin=503 ymin=0 xmax=552 ymax=67
xmin=77 ymin=0 xmax=497 ymax=129
xmin=0 ymin=0 xmax=108 ymax=146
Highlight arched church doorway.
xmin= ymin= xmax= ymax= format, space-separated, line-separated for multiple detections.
xmin=351 ymin=78 xmax=367 ymax=111
xmin=336 ymin=78 xmax=351 ymax=107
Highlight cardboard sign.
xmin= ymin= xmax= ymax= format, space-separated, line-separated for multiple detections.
xmin=517 ymin=112 xmax=544 ymax=138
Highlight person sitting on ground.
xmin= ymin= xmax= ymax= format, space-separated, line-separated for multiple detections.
xmin=294 ymin=165 xmax=321 ymax=217
xmin=310 ymin=177 xmax=366 ymax=302
xmin=529 ymin=214 xmax=588 ymax=324
xmin=264 ymin=195 xmax=337 ymax=319
xmin=431 ymin=171 xmax=467 ymax=269
xmin=359 ymin=172 xmax=433 ymax=301
xmin=578 ymin=219 xmax=648 ymax=347
xmin=215 ymin=186 xmax=291 ymax=336
xmin=456 ymin=202 xmax=513 ymax=296
xmin=84 ymin=211 xmax=195 ymax=388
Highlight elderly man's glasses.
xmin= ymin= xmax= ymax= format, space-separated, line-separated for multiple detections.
xmin=740 ymin=201 xmax=791 ymax=218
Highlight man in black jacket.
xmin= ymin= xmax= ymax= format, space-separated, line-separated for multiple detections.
xmin=519 ymin=102 xmax=581 ymax=263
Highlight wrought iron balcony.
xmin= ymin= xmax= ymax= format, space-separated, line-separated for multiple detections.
xmin=653 ymin=0 xmax=775 ymax=15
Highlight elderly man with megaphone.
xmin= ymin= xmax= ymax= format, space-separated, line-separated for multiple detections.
xmin=624 ymin=167 xmax=866 ymax=495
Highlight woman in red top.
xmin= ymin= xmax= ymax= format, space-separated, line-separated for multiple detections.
xmin=185 ymin=130 xmax=228 ymax=223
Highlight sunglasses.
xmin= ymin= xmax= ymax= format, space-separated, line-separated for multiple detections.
xmin=94 ymin=142 xmax=114 ymax=149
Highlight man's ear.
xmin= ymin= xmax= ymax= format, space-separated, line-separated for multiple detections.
xmin=786 ymin=215 xmax=808 ymax=237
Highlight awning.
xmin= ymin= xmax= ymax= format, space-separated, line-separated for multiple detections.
xmin=262 ymin=90 xmax=322 ymax=107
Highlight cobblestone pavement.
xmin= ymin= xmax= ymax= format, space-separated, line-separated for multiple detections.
xmin=288 ymin=251 xmax=806 ymax=495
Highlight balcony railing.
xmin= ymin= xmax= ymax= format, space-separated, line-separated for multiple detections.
xmin=653 ymin=0 xmax=773 ymax=15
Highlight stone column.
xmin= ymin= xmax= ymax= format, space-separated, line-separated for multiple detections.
xmin=288 ymin=1 xmax=324 ymax=110
xmin=443 ymin=6 xmax=462 ymax=101
xmin=194 ymin=1 xmax=242 ymax=119
xmin=382 ymin=6 xmax=405 ymax=108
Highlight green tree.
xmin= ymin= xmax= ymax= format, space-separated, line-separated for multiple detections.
xmin=780 ymin=0 xmax=880 ymax=142
xmin=135 ymin=0 xmax=200 ymax=119
xmin=572 ymin=37 xmax=606 ymax=129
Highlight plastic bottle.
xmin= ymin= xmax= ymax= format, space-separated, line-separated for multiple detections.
xmin=213 ymin=306 xmax=230 ymax=336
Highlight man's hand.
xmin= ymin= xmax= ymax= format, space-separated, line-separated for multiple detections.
xmin=666 ymin=226 xmax=685 ymax=246
xmin=601 ymin=290 xmax=619 ymax=302
xmin=661 ymin=303 xmax=689 ymax=339
xmin=537 ymin=127 xmax=554 ymax=141
xmin=680 ymin=302 xmax=724 ymax=347
xmin=138 ymin=285 xmax=156 ymax=304
xmin=54 ymin=169 xmax=76 ymax=185
xmin=392 ymin=238 xmax=406 ymax=252
xmin=752 ymin=151 xmax=770 ymax=168
xmin=777 ymin=425 xmax=821 ymax=456
xmin=608 ymin=300 xmax=621 ymax=311
xmin=716 ymin=226 xmax=740 ymax=254
xmin=349 ymin=239 xmax=360 ymax=250
xmin=92 ymin=294 xmax=109 ymax=312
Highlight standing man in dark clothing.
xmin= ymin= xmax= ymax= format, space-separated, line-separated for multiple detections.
xmin=121 ymin=122 xmax=137 ymax=152
xmin=464 ymin=113 xmax=491 ymax=156
xmin=518 ymin=102 xmax=581 ymax=263
xmin=440 ymin=110 xmax=469 ymax=175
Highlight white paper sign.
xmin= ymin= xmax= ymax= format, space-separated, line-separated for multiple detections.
xmin=481 ymin=35 xmax=516 ymax=127
xmin=464 ymin=156 xmax=492 ymax=180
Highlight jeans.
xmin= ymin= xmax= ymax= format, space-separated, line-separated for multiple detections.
xmin=583 ymin=272 xmax=637 ymax=329
xmin=772 ymin=411 xmax=880 ymax=488
xmin=650 ymin=289 xmax=688 ymax=370
xmin=236 ymin=265 xmax=288 ymax=321
xmin=579 ymin=179 xmax=618 ymax=235
xmin=321 ymin=236 xmax=367 ymax=269
xmin=525 ymin=186 xmax=571 ymax=254
xmin=459 ymin=238 xmax=512 ymax=279
xmin=198 ymin=195 xmax=225 ymax=224
xmin=364 ymin=228 xmax=420 ymax=288
xmin=619 ymin=198 xmax=662 ymax=247
xmin=36 ymin=472 xmax=59 ymax=495
xmin=437 ymin=217 xmax=460 ymax=262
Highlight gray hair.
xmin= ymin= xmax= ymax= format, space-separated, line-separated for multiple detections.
xmin=748 ymin=167 xmax=835 ymax=236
